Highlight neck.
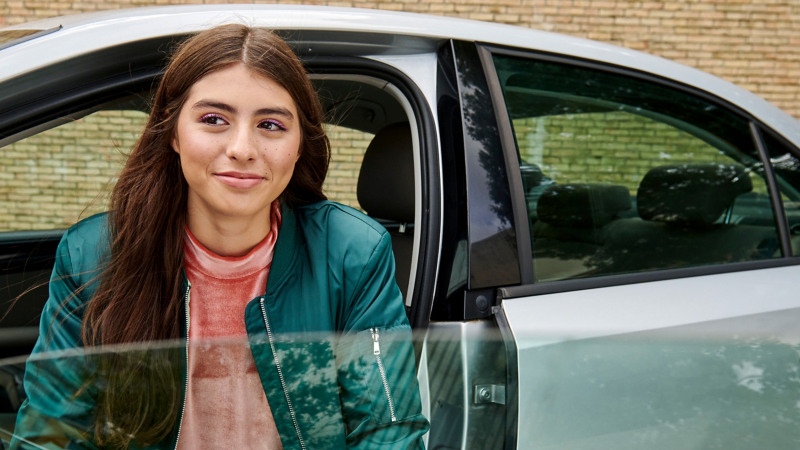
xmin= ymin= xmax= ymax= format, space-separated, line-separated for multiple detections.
xmin=185 ymin=201 xmax=272 ymax=258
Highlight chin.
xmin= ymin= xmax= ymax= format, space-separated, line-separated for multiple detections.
xmin=215 ymin=199 xmax=274 ymax=216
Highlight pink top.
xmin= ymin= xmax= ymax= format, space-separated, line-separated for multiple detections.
xmin=177 ymin=201 xmax=283 ymax=450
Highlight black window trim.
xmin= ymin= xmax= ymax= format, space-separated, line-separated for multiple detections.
xmin=477 ymin=43 xmax=800 ymax=300
xmin=499 ymin=257 xmax=800 ymax=300
xmin=751 ymin=121 xmax=792 ymax=257
xmin=475 ymin=44 xmax=533 ymax=285
xmin=449 ymin=40 xmax=523 ymax=296
xmin=756 ymin=123 xmax=800 ymax=252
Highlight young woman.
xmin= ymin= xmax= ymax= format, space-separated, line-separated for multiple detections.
xmin=12 ymin=24 xmax=428 ymax=449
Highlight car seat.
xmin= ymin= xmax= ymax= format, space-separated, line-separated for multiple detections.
xmin=357 ymin=122 xmax=415 ymax=303
xmin=600 ymin=163 xmax=780 ymax=273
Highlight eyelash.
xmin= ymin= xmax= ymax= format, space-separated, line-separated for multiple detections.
xmin=259 ymin=119 xmax=286 ymax=131
xmin=199 ymin=113 xmax=226 ymax=125
xmin=198 ymin=114 xmax=286 ymax=132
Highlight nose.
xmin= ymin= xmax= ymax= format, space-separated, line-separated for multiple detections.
xmin=225 ymin=124 xmax=259 ymax=162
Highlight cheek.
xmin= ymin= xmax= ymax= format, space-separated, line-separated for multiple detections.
xmin=270 ymin=138 xmax=302 ymax=175
xmin=179 ymin=133 xmax=221 ymax=171
xmin=270 ymin=151 xmax=299 ymax=176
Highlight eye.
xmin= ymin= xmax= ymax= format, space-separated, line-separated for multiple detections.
xmin=199 ymin=114 xmax=227 ymax=126
xmin=259 ymin=119 xmax=286 ymax=132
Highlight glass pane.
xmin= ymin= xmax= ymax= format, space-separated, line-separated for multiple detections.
xmin=493 ymin=55 xmax=780 ymax=282
xmin=5 ymin=332 xmax=429 ymax=448
xmin=760 ymin=129 xmax=800 ymax=256
xmin=2 ymin=329 xmax=800 ymax=448
xmin=323 ymin=124 xmax=373 ymax=212
xmin=0 ymin=109 xmax=148 ymax=232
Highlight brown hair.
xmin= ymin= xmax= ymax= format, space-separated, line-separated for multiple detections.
xmin=80 ymin=24 xmax=329 ymax=448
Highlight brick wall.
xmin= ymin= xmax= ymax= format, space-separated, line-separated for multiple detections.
xmin=0 ymin=109 xmax=369 ymax=231
xmin=0 ymin=111 xmax=140 ymax=231
xmin=325 ymin=125 xmax=371 ymax=211
xmin=2 ymin=1 xmax=799 ymax=119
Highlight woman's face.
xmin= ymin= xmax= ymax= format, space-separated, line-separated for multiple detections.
xmin=172 ymin=63 xmax=301 ymax=222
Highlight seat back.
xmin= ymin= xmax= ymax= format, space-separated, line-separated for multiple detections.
xmin=532 ymin=183 xmax=632 ymax=281
xmin=357 ymin=122 xmax=415 ymax=302
xmin=600 ymin=163 xmax=778 ymax=274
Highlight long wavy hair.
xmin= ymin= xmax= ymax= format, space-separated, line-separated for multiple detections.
xmin=80 ymin=24 xmax=330 ymax=448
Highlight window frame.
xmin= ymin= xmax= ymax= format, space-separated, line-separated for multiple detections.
xmin=478 ymin=43 xmax=800 ymax=299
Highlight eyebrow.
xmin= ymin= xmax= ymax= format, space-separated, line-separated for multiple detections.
xmin=192 ymin=100 xmax=294 ymax=120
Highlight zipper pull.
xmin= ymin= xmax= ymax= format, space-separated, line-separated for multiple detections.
xmin=371 ymin=328 xmax=381 ymax=355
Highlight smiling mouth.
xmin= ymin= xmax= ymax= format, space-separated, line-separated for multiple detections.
xmin=214 ymin=172 xmax=264 ymax=189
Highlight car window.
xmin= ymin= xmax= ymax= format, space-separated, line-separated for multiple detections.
xmin=759 ymin=129 xmax=800 ymax=256
xmin=492 ymin=54 xmax=781 ymax=282
xmin=0 ymin=107 xmax=148 ymax=233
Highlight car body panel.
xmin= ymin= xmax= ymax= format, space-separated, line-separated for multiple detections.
xmin=502 ymin=265 xmax=800 ymax=348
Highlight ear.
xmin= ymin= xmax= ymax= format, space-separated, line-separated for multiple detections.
xmin=171 ymin=135 xmax=180 ymax=154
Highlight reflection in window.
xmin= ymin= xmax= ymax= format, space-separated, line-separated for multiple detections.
xmin=493 ymin=55 xmax=781 ymax=282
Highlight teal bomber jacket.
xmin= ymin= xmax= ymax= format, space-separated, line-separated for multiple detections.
xmin=11 ymin=201 xmax=429 ymax=449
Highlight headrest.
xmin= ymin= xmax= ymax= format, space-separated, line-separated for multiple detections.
xmin=637 ymin=163 xmax=752 ymax=225
xmin=357 ymin=122 xmax=414 ymax=223
xmin=537 ymin=184 xmax=632 ymax=228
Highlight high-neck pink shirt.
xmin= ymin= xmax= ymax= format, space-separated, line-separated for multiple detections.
xmin=177 ymin=201 xmax=283 ymax=450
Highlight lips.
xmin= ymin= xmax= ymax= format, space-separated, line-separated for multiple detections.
xmin=214 ymin=171 xmax=264 ymax=189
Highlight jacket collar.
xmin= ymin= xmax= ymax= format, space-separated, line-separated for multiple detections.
xmin=264 ymin=201 xmax=298 ymax=295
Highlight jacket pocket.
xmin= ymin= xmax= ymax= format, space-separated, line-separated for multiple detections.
xmin=356 ymin=325 xmax=421 ymax=425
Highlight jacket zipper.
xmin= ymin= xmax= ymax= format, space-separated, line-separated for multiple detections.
xmin=174 ymin=284 xmax=190 ymax=450
xmin=261 ymin=296 xmax=306 ymax=450
xmin=371 ymin=328 xmax=397 ymax=422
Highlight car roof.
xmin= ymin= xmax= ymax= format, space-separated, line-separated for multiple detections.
xmin=2 ymin=4 xmax=799 ymax=146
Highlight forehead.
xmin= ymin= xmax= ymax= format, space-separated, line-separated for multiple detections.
xmin=186 ymin=63 xmax=297 ymax=111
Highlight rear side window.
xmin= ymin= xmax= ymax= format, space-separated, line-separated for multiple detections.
xmin=492 ymin=54 xmax=781 ymax=282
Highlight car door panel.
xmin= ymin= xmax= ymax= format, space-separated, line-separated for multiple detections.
xmin=501 ymin=266 xmax=800 ymax=449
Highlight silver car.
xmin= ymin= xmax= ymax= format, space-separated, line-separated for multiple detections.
xmin=1 ymin=5 xmax=800 ymax=449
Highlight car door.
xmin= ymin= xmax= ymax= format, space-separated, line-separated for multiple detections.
xmin=477 ymin=44 xmax=800 ymax=449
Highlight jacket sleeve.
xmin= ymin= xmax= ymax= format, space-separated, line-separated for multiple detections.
xmin=10 ymin=230 xmax=99 ymax=450
xmin=335 ymin=231 xmax=429 ymax=449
